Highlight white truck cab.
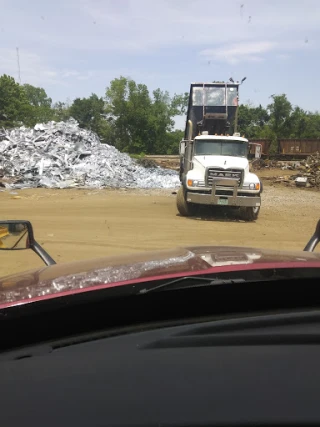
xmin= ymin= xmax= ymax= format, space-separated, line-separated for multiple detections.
xmin=177 ymin=82 xmax=262 ymax=221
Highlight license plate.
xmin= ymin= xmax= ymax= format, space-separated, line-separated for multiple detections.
xmin=218 ymin=198 xmax=228 ymax=206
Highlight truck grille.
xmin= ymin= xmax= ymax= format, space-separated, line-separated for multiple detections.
xmin=206 ymin=168 xmax=243 ymax=187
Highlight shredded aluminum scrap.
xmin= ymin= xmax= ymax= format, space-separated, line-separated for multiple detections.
xmin=0 ymin=119 xmax=180 ymax=189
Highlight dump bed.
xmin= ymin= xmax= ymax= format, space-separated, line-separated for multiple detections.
xmin=184 ymin=83 xmax=239 ymax=140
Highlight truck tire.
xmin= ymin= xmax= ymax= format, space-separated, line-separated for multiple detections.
xmin=176 ymin=186 xmax=198 ymax=217
xmin=240 ymin=206 xmax=260 ymax=222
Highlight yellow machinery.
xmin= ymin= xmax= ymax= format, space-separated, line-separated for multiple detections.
xmin=0 ymin=225 xmax=9 ymax=248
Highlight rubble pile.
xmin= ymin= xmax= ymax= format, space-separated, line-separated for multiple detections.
xmin=290 ymin=153 xmax=320 ymax=188
xmin=0 ymin=119 xmax=180 ymax=190
xmin=250 ymin=159 xmax=304 ymax=170
xmin=277 ymin=161 xmax=302 ymax=170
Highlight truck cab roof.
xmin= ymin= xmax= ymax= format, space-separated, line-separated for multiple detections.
xmin=194 ymin=135 xmax=249 ymax=143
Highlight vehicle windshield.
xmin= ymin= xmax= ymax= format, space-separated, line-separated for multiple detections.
xmin=194 ymin=140 xmax=247 ymax=157
xmin=0 ymin=1 xmax=320 ymax=285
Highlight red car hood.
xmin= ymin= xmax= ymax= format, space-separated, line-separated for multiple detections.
xmin=1 ymin=245 xmax=320 ymax=309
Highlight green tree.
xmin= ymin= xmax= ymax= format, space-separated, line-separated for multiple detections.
xmin=23 ymin=84 xmax=52 ymax=108
xmin=52 ymin=101 xmax=71 ymax=122
xmin=105 ymin=76 xmax=131 ymax=150
xmin=237 ymin=94 xmax=320 ymax=153
xmin=267 ymin=94 xmax=292 ymax=138
xmin=0 ymin=74 xmax=31 ymax=128
xmin=149 ymin=88 xmax=175 ymax=153
xmin=163 ymin=129 xmax=184 ymax=154
xmin=69 ymin=94 xmax=105 ymax=132
xmin=238 ymin=104 xmax=270 ymax=139
xmin=105 ymin=76 xmax=187 ymax=154
xmin=126 ymin=80 xmax=153 ymax=153
xmin=171 ymin=92 xmax=189 ymax=116
xmin=302 ymin=112 xmax=320 ymax=138
xmin=22 ymin=83 xmax=54 ymax=124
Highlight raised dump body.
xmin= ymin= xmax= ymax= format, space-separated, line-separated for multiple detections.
xmin=184 ymin=83 xmax=239 ymax=139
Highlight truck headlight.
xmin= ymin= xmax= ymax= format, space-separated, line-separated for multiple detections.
xmin=249 ymin=183 xmax=260 ymax=190
xmin=187 ymin=179 xmax=199 ymax=187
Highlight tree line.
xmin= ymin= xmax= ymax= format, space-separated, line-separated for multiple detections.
xmin=1 ymin=73 xmax=320 ymax=155
xmin=0 ymin=74 xmax=187 ymax=155
xmin=238 ymin=95 xmax=320 ymax=153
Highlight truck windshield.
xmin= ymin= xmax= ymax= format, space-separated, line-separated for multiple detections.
xmin=194 ymin=140 xmax=247 ymax=157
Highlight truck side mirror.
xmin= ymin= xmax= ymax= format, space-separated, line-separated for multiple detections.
xmin=249 ymin=143 xmax=262 ymax=159
xmin=255 ymin=144 xmax=262 ymax=159
xmin=0 ymin=220 xmax=56 ymax=266
xmin=304 ymin=219 xmax=320 ymax=252
xmin=180 ymin=141 xmax=186 ymax=155
xmin=0 ymin=221 xmax=31 ymax=250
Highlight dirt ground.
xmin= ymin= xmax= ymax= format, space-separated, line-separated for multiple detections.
xmin=1 ymin=168 xmax=320 ymax=277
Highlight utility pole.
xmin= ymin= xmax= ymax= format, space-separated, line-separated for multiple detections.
xmin=16 ymin=47 xmax=21 ymax=84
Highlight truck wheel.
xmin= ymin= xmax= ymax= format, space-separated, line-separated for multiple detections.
xmin=176 ymin=186 xmax=198 ymax=217
xmin=240 ymin=206 xmax=260 ymax=221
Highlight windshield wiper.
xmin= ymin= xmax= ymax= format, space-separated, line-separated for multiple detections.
xmin=139 ymin=276 xmax=246 ymax=294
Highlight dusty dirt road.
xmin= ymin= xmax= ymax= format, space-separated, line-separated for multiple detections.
xmin=1 ymin=174 xmax=320 ymax=277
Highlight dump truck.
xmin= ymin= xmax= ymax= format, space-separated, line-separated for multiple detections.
xmin=177 ymin=81 xmax=262 ymax=221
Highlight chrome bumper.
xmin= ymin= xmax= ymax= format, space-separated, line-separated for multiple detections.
xmin=186 ymin=178 xmax=261 ymax=207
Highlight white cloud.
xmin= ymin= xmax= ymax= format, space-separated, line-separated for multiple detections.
xmin=276 ymin=53 xmax=291 ymax=60
xmin=0 ymin=0 xmax=319 ymax=103
xmin=200 ymin=41 xmax=276 ymax=64
xmin=1 ymin=0 xmax=317 ymax=54
xmin=0 ymin=49 xmax=62 ymax=86
xmin=0 ymin=48 xmax=96 ymax=89
xmin=200 ymin=39 xmax=315 ymax=64
xmin=62 ymin=71 xmax=80 ymax=78
xmin=71 ymin=0 xmax=320 ymax=53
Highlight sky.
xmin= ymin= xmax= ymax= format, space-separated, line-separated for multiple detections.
xmin=0 ymin=0 xmax=319 ymax=129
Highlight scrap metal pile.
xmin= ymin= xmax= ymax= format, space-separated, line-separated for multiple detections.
xmin=0 ymin=119 xmax=180 ymax=189
xmin=291 ymin=153 xmax=320 ymax=187
xmin=267 ymin=154 xmax=320 ymax=188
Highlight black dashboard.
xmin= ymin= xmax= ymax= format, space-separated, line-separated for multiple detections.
xmin=2 ymin=275 xmax=320 ymax=426
xmin=2 ymin=310 xmax=320 ymax=426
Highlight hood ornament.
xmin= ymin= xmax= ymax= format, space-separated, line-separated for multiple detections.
xmin=224 ymin=160 xmax=227 ymax=165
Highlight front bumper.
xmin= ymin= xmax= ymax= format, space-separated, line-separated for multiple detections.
xmin=186 ymin=178 xmax=261 ymax=207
